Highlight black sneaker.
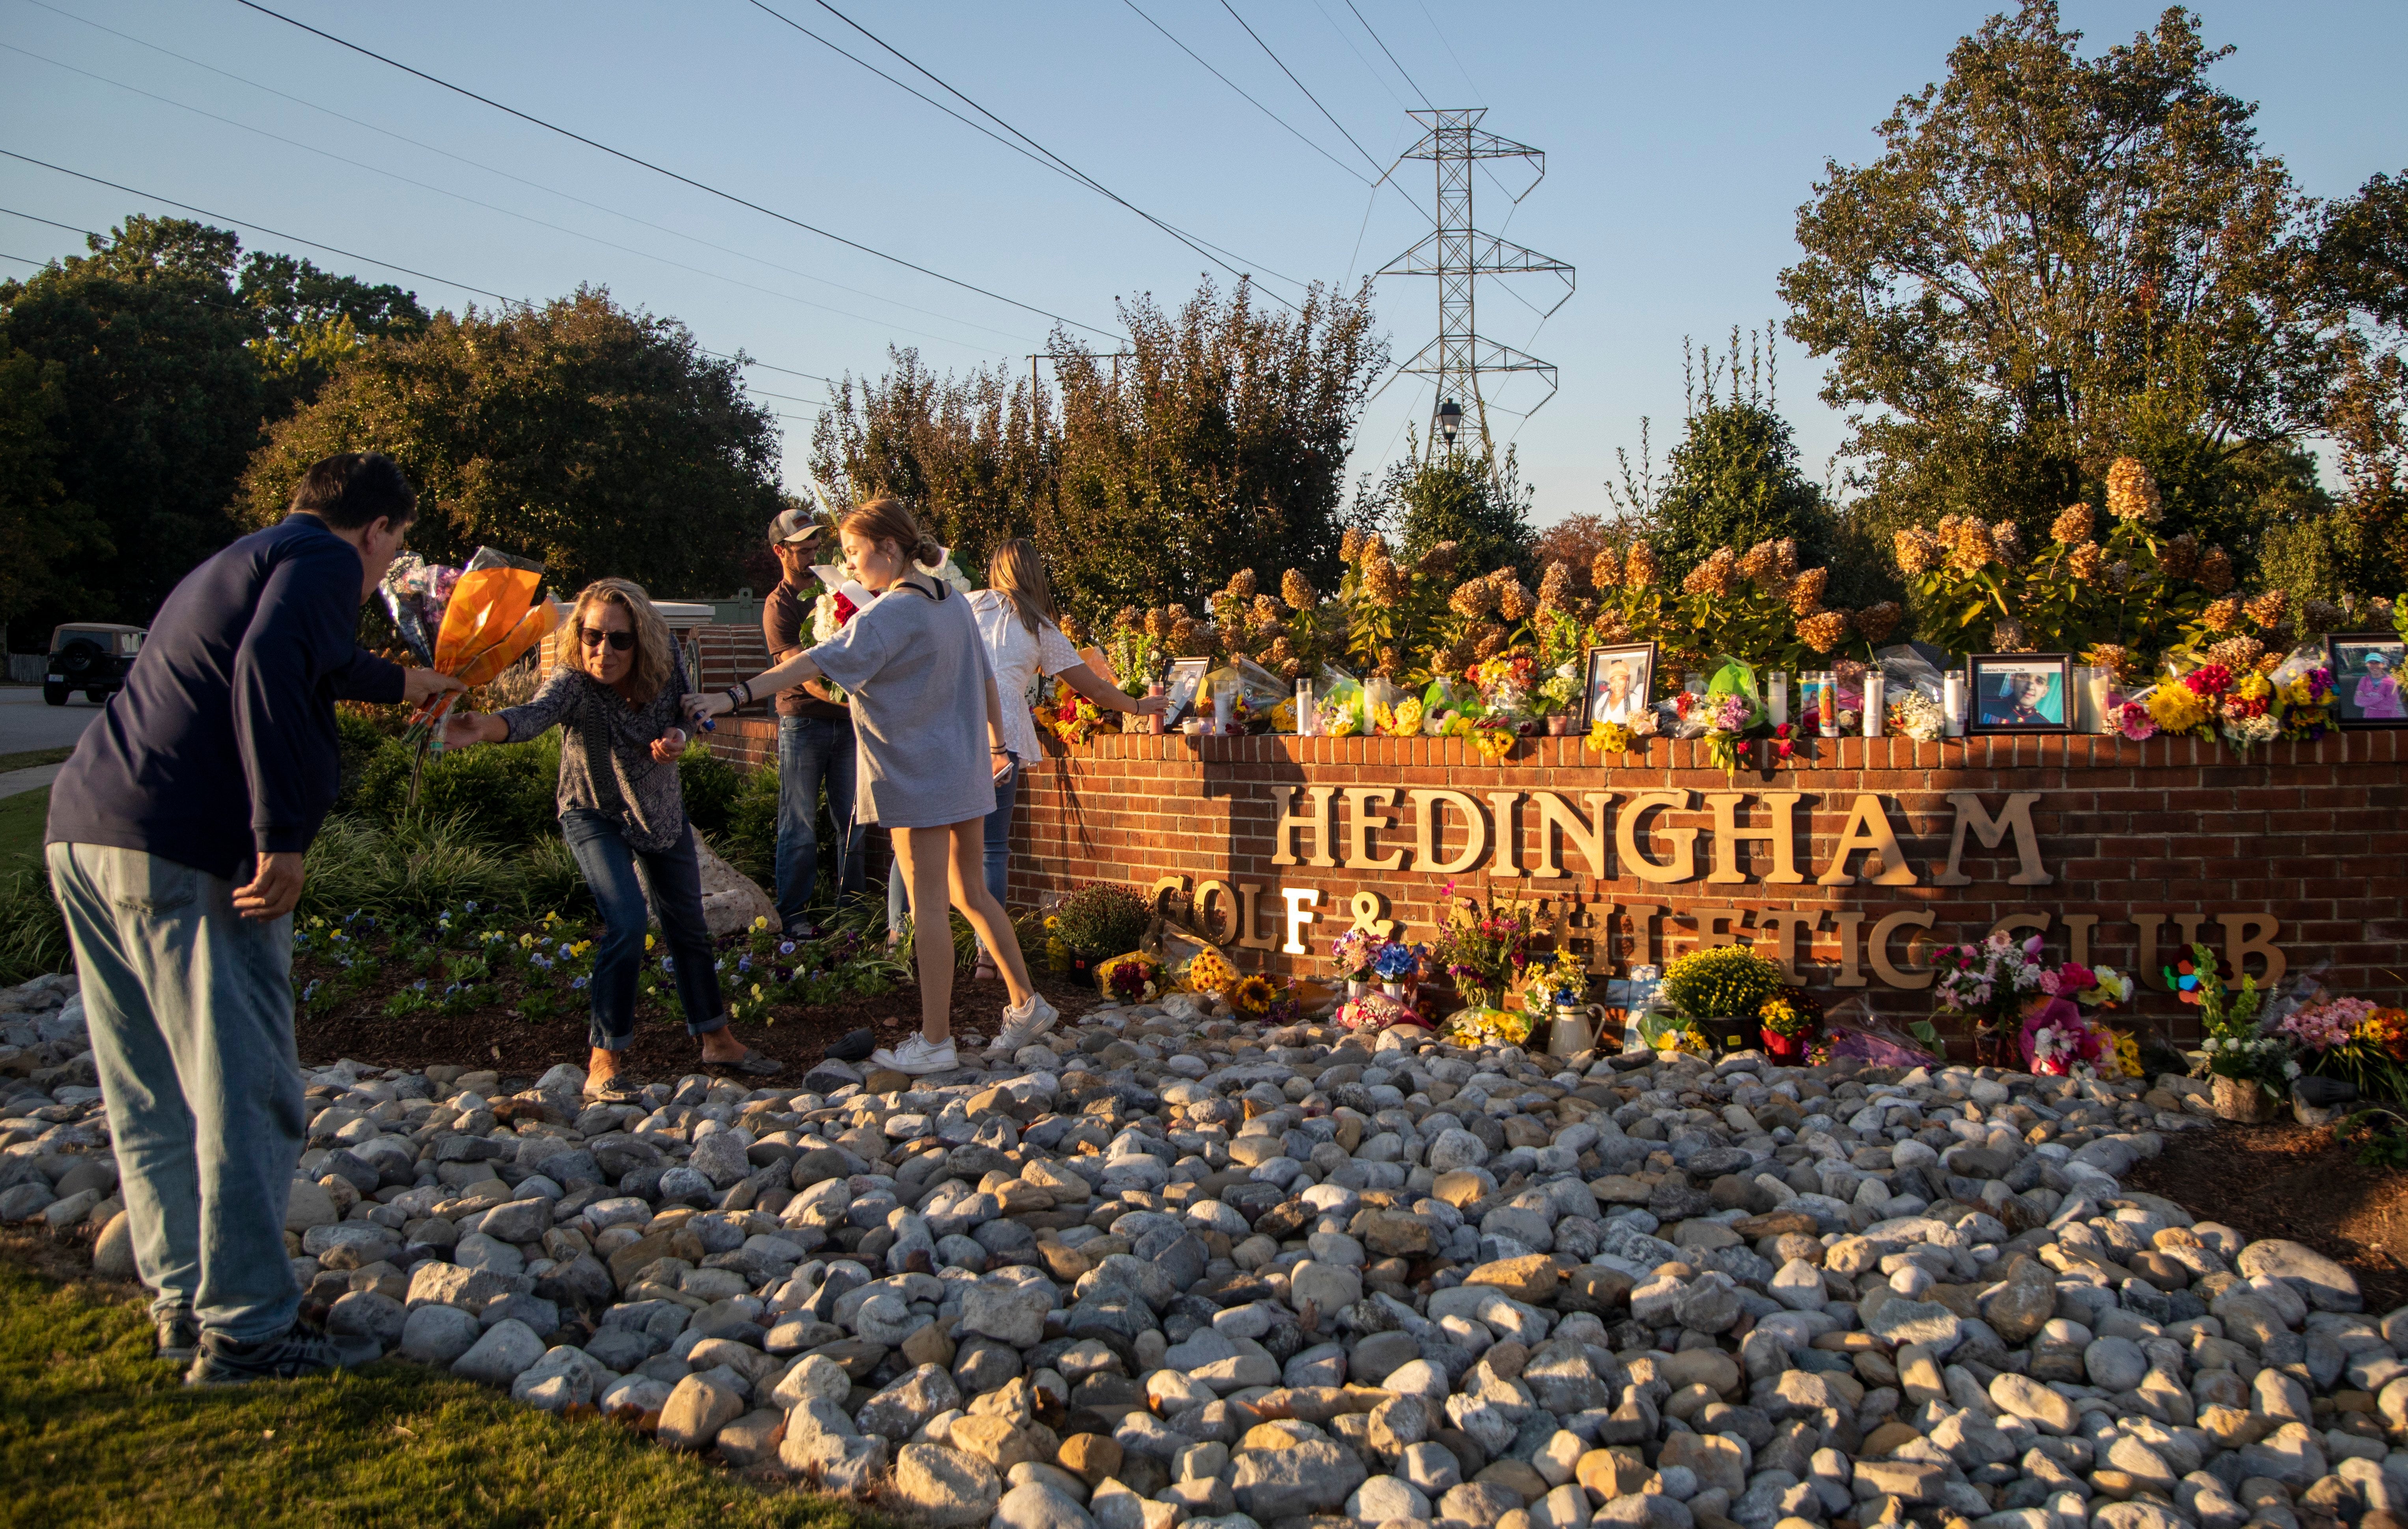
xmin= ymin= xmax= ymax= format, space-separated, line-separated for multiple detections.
xmin=155 ymin=1308 xmax=200 ymax=1364
xmin=826 ymin=1027 xmax=875 ymax=1063
xmin=183 ymin=1323 xmax=381 ymax=1387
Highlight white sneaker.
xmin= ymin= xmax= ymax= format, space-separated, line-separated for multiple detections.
xmin=990 ymin=992 xmax=1060 ymax=1053
xmin=870 ymin=1034 xmax=958 ymax=1076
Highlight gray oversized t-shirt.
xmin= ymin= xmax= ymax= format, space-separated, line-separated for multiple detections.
xmin=808 ymin=579 xmax=998 ymax=828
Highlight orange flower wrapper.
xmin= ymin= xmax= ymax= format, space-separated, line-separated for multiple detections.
xmin=406 ymin=548 xmax=561 ymax=736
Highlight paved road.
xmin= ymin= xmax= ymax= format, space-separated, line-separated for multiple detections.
xmin=0 ymin=683 xmax=104 ymax=755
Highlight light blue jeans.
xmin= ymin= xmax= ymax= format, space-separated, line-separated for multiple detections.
xmin=47 ymin=841 xmax=304 ymax=1342
xmin=886 ymin=759 xmax=1017 ymax=952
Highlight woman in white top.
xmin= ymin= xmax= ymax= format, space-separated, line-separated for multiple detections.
xmin=888 ymin=539 xmax=1161 ymax=986
xmin=688 ymin=502 xmax=1056 ymax=1075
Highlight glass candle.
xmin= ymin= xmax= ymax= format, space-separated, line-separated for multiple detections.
xmin=1766 ymin=671 xmax=1788 ymax=727
xmin=1942 ymin=672 xmax=1964 ymax=737
xmin=1863 ymin=673 xmax=1885 ymax=736
xmin=1816 ymin=673 xmax=1836 ymax=731
xmin=1147 ymin=680 xmax=1164 ymax=736
xmin=1295 ymin=679 xmax=1316 ymax=737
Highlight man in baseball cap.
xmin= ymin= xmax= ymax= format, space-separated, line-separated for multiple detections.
xmin=759 ymin=500 xmax=862 ymax=935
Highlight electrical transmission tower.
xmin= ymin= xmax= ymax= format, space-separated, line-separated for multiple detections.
xmin=1378 ymin=108 xmax=1574 ymax=453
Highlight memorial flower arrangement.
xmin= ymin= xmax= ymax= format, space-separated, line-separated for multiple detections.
xmin=1428 ymin=886 xmax=1540 ymax=1007
xmin=1336 ymin=989 xmax=1411 ymax=1032
xmin=2018 ymin=997 xmax=2108 ymax=1076
xmin=1585 ymin=718 xmax=1637 ymax=755
xmin=1371 ymin=940 xmax=1426 ymax=987
xmin=1470 ymin=718 xmax=1518 ymax=763
xmin=1229 ymin=973 xmax=1276 ymax=1016
xmin=2282 ymin=997 xmax=2408 ymax=1100
xmin=1890 ymin=691 xmax=1946 ymax=742
xmin=1329 ymin=928 xmax=1387 ymax=985
xmin=1095 ymin=951 xmax=1163 ymax=1003
xmin=1933 ymin=931 xmax=2068 ymax=1061
xmin=1523 ymin=947 xmax=1590 ymax=1010
xmin=1040 ymin=678 xmax=1106 ymax=746
xmin=1659 ymin=945 xmax=1786 ymax=1048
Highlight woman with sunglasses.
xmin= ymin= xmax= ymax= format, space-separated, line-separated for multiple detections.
xmin=442 ymin=577 xmax=781 ymax=1100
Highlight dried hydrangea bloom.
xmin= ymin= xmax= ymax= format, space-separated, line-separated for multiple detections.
xmin=1473 ymin=625 xmax=1510 ymax=660
xmin=1251 ymin=593 xmax=1284 ymax=628
xmin=2160 ymin=533 xmax=2201 ymax=581
xmin=2302 ymin=597 xmax=2344 ymax=634
xmin=1449 ymin=578 xmax=1499 ymax=619
xmin=1947 ymin=518 xmax=1994 ymax=574
xmin=1590 ymin=610 xmax=1632 ymax=644
xmin=1536 ymin=561 xmax=1577 ymax=613
xmin=1682 ymin=546 xmax=1740 ymax=598
xmin=2207 ymin=636 xmax=2265 ymax=673
xmin=2245 ymin=590 xmax=2289 ymax=629
xmin=1786 ymin=567 xmax=1830 ymax=616
xmin=1143 ymin=606 xmax=1169 ymax=638
xmin=1226 ymin=568 xmax=1257 ymax=600
xmin=2201 ymin=597 xmax=2243 ymax=632
xmin=1340 ymin=526 xmax=1364 ymax=563
xmin=1990 ymin=520 xmax=2024 ymax=561
xmin=2051 ymin=503 xmax=2095 ymax=544
xmin=1894 ymin=527 xmax=1942 ymax=574
xmin=1281 ymin=568 xmax=1316 ymax=610
xmin=2374 ymin=596 xmax=2399 ymax=623
xmin=1774 ymin=538 xmax=1800 ymax=580
xmin=1060 ymin=613 xmax=1087 ymax=646
xmin=1739 ymin=540 xmax=1780 ymax=585
xmin=1494 ymin=572 xmax=1535 ymax=622
xmin=2195 ymin=546 xmax=2234 ymax=593
xmin=1990 ymin=617 xmax=2029 ymax=652
xmin=1855 ymin=600 xmax=1902 ymax=645
xmin=1591 ymin=548 xmax=1623 ymax=589
xmin=1376 ymin=643 xmax=1400 ymax=676
xmin=1169 ymin=615 xmax=1198 ymax=650
xmin=1426 ymin=640 xmax=1465 ymax=676
xmin=2082 ymin=643 xmax=2133 ymax=681
xmin=2069 ymin=542 xmax=2107 ymax=582
xmin=2106 ymin=456 xmax=2163 ymax=522
xmin=1361 ymin=554 xmax=1404 ymax=607
xmin=1797 ymin=609 xmax=1850 ymax=653
xmin=1266 ymin=636 xmax=1299 ymax=676
xmin=1624 ymin=541 xmax=1659 ymax=588
xmin=2104 ymin=558 xmax=2133 ymax=591
xmin=1416 ymin=541 xmax=1462 ymax=579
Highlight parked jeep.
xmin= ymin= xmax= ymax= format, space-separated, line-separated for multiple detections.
xmin=44 ymin=623 xmax=145 ymax=706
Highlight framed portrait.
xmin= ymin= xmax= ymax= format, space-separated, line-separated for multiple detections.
xmin=2325 ymin=632 xmax=2408 ymax=728
xmin=1966 ymin=653 xmax=2074 ymax=734
xmin=1581 ymin=642 xmax=1657 ymax=729
xmin=1160 ymin=656 xmax=1212 ymax=727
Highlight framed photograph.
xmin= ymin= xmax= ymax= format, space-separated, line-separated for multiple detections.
xmin=1966 ymin=653 xmax=2074 ymax=734
xmin=2326 ymin=632 xmax=2408 ymax=728
xmin=1581 ymin=642 xmax=1657 ymax=729
xmin=1160 ymin=656 xmax=1212 ymax=727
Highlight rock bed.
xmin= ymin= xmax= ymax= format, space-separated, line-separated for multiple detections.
xmin=9 ymin=969 xmax=2408 ymax=1529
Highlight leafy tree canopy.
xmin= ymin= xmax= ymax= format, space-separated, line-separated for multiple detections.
xmin=1361 ymin=430 xmax=1534 ymax=581
xmin=236 ymin=288 xmax=781 ymax=603
xmin=0 ymin=215 xmax=427 ymax=641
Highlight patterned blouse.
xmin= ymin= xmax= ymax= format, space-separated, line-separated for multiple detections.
xmin=498 ymin=654 xmax=694 ymax=852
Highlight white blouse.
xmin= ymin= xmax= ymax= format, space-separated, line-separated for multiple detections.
xmin=969 ymin=588 xmax=1083 ymax=764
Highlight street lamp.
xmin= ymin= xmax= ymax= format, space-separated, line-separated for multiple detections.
xmin=1435 ymin=398 xmax=1462 ymax=451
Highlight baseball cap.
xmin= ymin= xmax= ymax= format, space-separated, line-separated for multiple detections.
xmin=767 ymin=505 xmax=823 ymax=546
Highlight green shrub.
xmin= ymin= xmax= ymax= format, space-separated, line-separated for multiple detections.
xmin=1052 ymin=881 xmax=1152 ymax=955
xmin=0 ymin=871 xmax=67 ymax=987
xmin=301 ymin=813 xmax=592 ymax=923
xmin=1660 ymin=944 xmax=1785 ymax=1020
xmin=343 ymin=734 xmax=562 ymax=847
xmin=719 ymin=761 xmax=782 ymax=888
xmin=677 ymin=741 xmax=743 ymax=840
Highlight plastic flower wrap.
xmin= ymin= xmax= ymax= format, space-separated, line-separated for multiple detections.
xmin=2019 ymin=997 xmax=2107 ymax=1076
xmin=1471 ymin=722 xmax=1516 ymax=762
xmin=388 ymin=548 xmax=562 ymax=772
xmin=1095 ymin=951 xmax=1163 ymax=1003
xmin=1890 ymin=692 xmax=1945 ymax=741
xmin=1337 ymin=990 xmax=1410 ymax=1032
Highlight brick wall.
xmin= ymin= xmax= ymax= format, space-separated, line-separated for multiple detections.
xmin=986 ymin=729 xmax=2408 ymax=1033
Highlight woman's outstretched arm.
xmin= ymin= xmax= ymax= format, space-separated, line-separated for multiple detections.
xmin=684 ymin=648 xmax=824 ymax=722
xmin=1057 ymin=661 xmax=1165 ymax=714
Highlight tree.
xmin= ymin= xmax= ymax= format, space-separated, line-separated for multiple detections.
xmin=812 ymin=278 xmax=1386 ymax=621
xmin=0 ymin=347 xmax=91 ymax=637
xmin=0 ymin=215 xmax=427 ymax=643
xmin=236 ymin=288 xmax=782 ymax=599
xmin=1779 ymin=3 xmax=2398 ymax=583
xmin=1359 ymin=431 xmax=1534 ymax=580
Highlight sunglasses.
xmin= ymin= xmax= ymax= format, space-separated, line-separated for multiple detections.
xmin=579 ymin=626 xmax=636 ymax=652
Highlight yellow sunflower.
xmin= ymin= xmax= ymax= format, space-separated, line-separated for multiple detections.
xmin=1230 ymin=974 xmax=1276 ymax=1014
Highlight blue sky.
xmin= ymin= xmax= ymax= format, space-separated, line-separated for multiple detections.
xmin=4 ymin=0 xmax=2401 ymax=526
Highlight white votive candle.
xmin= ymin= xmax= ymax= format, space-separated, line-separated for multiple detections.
xmin=1767 ymin=671 xmax=1788 ymax=727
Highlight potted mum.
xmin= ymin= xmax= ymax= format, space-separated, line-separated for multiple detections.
xmin=2175 ymin=943 xmax=2289 ymax=1121
xmin=1659 ymin=944 xmax=1786 ymax=1054
xmin=1051 ymin=882 xmax=1153 ymax=981
xmin=1757 ymin=990 xmax=1820 ymax=1061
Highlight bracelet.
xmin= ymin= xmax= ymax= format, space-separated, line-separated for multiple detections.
xmin=723 ymin=686 xmax=746 ymax=711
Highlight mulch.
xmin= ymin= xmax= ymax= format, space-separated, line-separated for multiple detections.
xmin=294 ymin=971 xmax=1101 ymax=1086
xmin=2124 ymin=1119 xmax=2408 ymax=1314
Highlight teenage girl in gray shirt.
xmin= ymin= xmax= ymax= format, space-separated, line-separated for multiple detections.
xmin=686 ymin=498 xmax=1055 ymax=1076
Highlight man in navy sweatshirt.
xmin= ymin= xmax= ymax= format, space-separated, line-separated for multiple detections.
xmin=47 ymin=451 xmax=462 ymax=1385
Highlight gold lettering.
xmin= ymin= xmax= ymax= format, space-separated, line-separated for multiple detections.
xmin=2062 ymin=913 xmax=2099 ymax=969
xmin=1236 ymin=883 xmax=1275 ymax=950
xmin=1616 ymin=790 xmax=1698 ymax=884
xmin=1533 ymin=791 xmax=1614 ymax=879
xmin=1342 ymin=787 xmax=1404 ymax=871
xmin=1267 ymin=785 xmax=1337 ymax=868
xmin=1192 ymin=879 xmax=1239 ymax=945
xmin=1933 ymin=792 xmax=2053 ymax=886
xmin=1407 ymin=789 xmax=1486 ymax=874
xmin=1582 ymin=901 xmax=1620 ymax=973
xmin=1704 ymin=791 xmax=1805 ymax=884
xmin=1753 ymin=910 xmax=1820 ymax=986
xmin=1831 ymin=910 xmax=1868 ymax=988
xmin=1870 ymin=910 xmax=1936 ymax=989
xmin=1488 ymin=791 xmax=1523 ymax=878
xmin=2174 ymin=913 xmax=2210 ymax=956
xmin=1148 ymin=875 xmax=1190 ymax=920
xmin=1816 ymin=794 xmax=1918 ymax=886
xmin=1279 ymin=888 xmax=1320 ymax=955
xmin=2219 ymin=912 xmax=2286 ymax=989
xmin=1691 ymin=907 xmax=1750 ymax=950
xmin=2135 ymin=913 xmax=2168 ymax=989
xmin=1346 ymin=889 xmax=1395 ymax=940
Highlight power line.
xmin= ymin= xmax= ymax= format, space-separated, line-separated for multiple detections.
xmin=1310 ymin=0 xmax=1409 ymax=113
xmin=0 ymin=149 xmax=521 ymax=304
xmin=227 ymin=0 xmax=1121 ymax=339
xmin=1343 ymin=0 xmax=1432 ymax=107
xmin=1216 ymin=0 xmax=1386 ymax=178
xmin=1118 ymin=0 xmax=1370 ymax=187
xmin=0 ymin=39 xmax=1020 ymax=354
xmin=747 ymin=0 xmax=1303 ymax=302
xmin=1411 ymin=0 xmax=1481 ymax=99
xmin=21 ymin=0 xmax=1035 ymax=345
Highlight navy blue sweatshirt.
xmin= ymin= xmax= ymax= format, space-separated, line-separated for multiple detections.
xmin=47 ymin=513 xmax=406 ymax=882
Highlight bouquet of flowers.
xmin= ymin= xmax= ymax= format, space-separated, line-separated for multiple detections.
xmin=1096 ymin=951 xmax=1163 ymax=1003
xmin=1469 ymin=653 xmax=1538 ymax=722
xmin=1932 ymin=930 xmax=2108 ymax=1065
xmin=2145 ymin=664 xmax=2223 ymax=741
xmin=2018 ymin=998 xmax=2108 ymax=1076
xmin=1889 ymin=692 xmax=1946 ymax=742
xmin=1371 ymin=940 xmax=1425 ymax=986
xmin=1041 ymin=677 xmax=1106 ymax=746
xmin=1442 ymin=1004 xmax=1531 ymax=1048
xmin=1329 ymin=928 xmax=1385 ymax=984
xmin=379 ymin=548 xmax=563 ymax=799
xmin=1229 ymin=973 xmax=1277 ymax=1016
xmin=1522 ymin=947 xmax=1590 ymax=1010
xmin=1470 ymin=718 xmax=1518 ymax=763
xmin=1428 ymin=885 xmax=1542 ymax=1007
xmin=2281 ymin=996 xmax=2408 ymax=1100
xmin=1336 ymin=989 xmax=1411 ymax=1033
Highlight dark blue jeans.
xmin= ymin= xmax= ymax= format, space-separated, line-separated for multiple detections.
xmin=886 ymin=759 xmax=1017 ymax=949
xmin=777 ymin=714 xmax=864 ymax=929
xmin=561 ymin=809 xmax=726 ymax=1052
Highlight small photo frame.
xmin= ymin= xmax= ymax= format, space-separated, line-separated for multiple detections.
xmin=1160 ymin=656 xmax=1212 ymax=728
xmin=1966 ymin=653 xmax=2074 ymax=734
xmin=2325 ymin=632 xmax=2408 ymax=728
xmin=1581 ymin=641 xmax=1657 ymax=729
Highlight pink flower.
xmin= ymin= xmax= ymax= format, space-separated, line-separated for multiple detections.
xmin=2022 ymin=935 xmax=2044 ymax=957
xmin=2117 ymin=702 xmax=2157 ymax=741
xmin=2057 ymin=962 xmax=2096 ymax=995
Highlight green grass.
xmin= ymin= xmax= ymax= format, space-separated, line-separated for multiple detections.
xmin=0 ymin=785 xmax=47 ymax=882
xmin=0 ymin=745 xmax=75 ymax=774
xmin=0 ymin=1240 xmax=889 ymax=1529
